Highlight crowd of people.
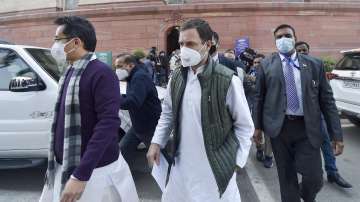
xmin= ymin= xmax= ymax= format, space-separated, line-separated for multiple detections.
xmin=40 ymin=15 xmax=351 ymax=202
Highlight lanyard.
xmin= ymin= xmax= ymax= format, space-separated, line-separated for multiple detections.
xmin=281 ymin=53 xmax=300 ymax=70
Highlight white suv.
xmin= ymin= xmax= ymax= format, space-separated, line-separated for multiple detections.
xmin=330 ymin=49 xmax=360 ymax=127
xmin=0 ymin=44 xmax=59 ymax=168
xmin=0 ymin=43 xmax=166 ymax=169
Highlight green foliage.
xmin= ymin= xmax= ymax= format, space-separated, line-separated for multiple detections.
xmin=321 ymin=56 xmax=337 ymax=72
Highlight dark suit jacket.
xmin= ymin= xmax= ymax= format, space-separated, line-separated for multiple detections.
xmin=218 ymin=54 xmax=246 ymax=75
xmin=253 ymin=52 xmax=343 ymax=148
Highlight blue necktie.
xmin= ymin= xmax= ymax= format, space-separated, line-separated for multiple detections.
xmin=283 ymin=57 xmax=300 ymax=113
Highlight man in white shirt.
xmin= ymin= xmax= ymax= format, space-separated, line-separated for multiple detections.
xmin=147 ymin=18 xmax=254 ymax=202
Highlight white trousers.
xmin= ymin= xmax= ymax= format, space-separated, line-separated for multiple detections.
xmin=39 ymin=154 xmax=139 ymax=202
xmin=162 ymin=167 xmax=241 ymax=202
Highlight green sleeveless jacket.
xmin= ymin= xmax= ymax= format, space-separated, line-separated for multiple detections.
xmin=170 ymin=59 xmax=239 ymax=196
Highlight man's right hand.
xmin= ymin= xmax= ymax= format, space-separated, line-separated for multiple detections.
xmin=147 ymin=143 xmax=161 ymax=166
xmin=332 ymin=140 xmax=344 ymax=156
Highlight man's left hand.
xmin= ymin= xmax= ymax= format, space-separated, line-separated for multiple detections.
xmin=253 ymin=129 xmax=263 ymax=145
xmin=332 ymin=141 xmax=344 ymax=156
xmin=60 ymin=178 xmax=87 ymax=202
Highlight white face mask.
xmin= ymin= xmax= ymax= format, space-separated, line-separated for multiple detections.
xmin=276 ymin=37 xmax=295 ymax=54
xmin=116 ymin=69 xmax=129 ymax=81
xmin=180 ymin=44 xmax=207 ymax=67
xmin=50 ymin=39 xmax=76 ymax=68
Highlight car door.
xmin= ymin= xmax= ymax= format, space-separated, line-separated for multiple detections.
xmin=0 ymin=48 xmax=54 ymax=158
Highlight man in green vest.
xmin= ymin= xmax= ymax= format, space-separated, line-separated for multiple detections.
xmin=147 ymin=18 xmax=254 ymax=201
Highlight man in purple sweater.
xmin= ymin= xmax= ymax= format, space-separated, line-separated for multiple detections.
xmin=39 ymin=16 xmax=138 ymax=202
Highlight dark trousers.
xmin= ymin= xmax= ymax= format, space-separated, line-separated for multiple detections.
xmin=320 ymin=116 xmax=338 ymax=175
xmin=271 ymin=118 xmax=323 ymax=202
xmin=119 ymin=127 xmax=152 ymax=165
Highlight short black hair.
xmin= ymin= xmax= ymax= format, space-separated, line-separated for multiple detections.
xmin=255 ymin=54 xmax=265 ymax=59
xmin=54 ymin=16 xmax=97 ymax=52
xmin=295 ymin=41 xmax=310 ymax=50
xmin=213 ymin=31 xmax=219 ymax=44
xmin=225 ymin=49 xmax=234 ymax=54
xmin=180 ymin=18 xmax=213 ymax=43
xmin=116 ymin=53 xmax=137 ymax=65
xmin=273 ymin=24 xmax=296 ymax=38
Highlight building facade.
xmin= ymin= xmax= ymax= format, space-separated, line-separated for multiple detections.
xmin=0 ymin=0 xmax=360 ymax=58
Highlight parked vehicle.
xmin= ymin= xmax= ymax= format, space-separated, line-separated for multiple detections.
xmin=0 ymin=43 xmax=165 ymax=169
xmin=329 ymin=48 xmax=360 ymax=127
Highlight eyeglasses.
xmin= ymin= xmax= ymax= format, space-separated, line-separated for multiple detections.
xmin=54 ymin=37 xmax=72 ymax=42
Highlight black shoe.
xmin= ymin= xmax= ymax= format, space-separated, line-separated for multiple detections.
xmin=256 ymin=149 xmax=264 ymax=162
xmin=263 ymin=156 xmax=273 ymax=168
xmin=299 ymin=183 xmax=317 ymax=202
xmin=327 ymin=173 xmax=352 ymax=188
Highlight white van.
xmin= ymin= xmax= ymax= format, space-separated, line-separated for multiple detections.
xmin=0 ymin=43 xmax=166 ymax=168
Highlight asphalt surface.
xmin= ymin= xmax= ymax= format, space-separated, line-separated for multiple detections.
xmin=0 ymin=152 xmax=256 ymax=202
xmin=247 ymin=119 xmax=360 ymax=202
xmin=0 ymin=119 xmax=358 ymax=202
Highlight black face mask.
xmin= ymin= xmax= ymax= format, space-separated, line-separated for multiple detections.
xmin=209 ymin=45 xmax=217 ymax=55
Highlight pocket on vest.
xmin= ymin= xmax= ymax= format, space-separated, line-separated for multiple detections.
xmin=204 ymin=123 xmax=226 ymax=149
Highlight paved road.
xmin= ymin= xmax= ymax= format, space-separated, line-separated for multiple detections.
xmin=0 ymin=153 xmax=256 ymax=202
xmin=247 ymin=119 xmax=360 ymax=202
xmin=0 ymin=119 xmax=358 ymax=202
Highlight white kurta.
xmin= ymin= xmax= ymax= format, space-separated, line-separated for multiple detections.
xmin=39 ymin=154 xmax=139 ymax=202
xmin=152 ymin=66 xmax=254 ymax=202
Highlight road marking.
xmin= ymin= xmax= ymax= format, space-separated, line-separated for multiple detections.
xmin=140 ymin=199 xmax=160 ymax=202
xmin=341 ymin=124 xmax=355 ymax=128
xmin=245 ymin=152 xmax=276 ymax=202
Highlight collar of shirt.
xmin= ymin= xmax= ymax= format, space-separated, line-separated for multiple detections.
xmin=189 ymin=65 xmax=205 ymax=77
xmin=212 ymin=53 xmax=219 ymax=63
xmin=279 ymin=51 xmax=300 ymax=69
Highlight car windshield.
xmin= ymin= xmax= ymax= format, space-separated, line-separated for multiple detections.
xmin=335 ymin=54 xmax=360 ymax=71
xmin=25 ymin=48 xmax=61 ymax=82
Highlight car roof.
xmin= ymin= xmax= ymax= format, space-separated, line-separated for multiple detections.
xmin=340 ymin=48 xmax=360 ymax=54
xmin=0 ymin=44 xmax=49 ymax=50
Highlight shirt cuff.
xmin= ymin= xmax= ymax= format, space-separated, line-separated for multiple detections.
xmin=236 ymin=149 xmax=251 ymax=168
xmin=151 ymin=136 xmax=167 ymax=149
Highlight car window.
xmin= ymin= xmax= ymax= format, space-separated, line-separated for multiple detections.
xmin=335 ymin=54 xmax=360 ymax=70
xmin=26 ymin=48 xmax=60 ymax=82
xmin=0 ymin=48 xmax=37 ymax=91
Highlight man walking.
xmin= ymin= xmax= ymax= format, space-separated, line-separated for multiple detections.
xmin=253 ymin=24 xmax=344 ymax=202
xmin=295 ymin=41 xmax=352 ymax=188
xmin=115 ymin=53 xmax=161 ymax=166
xmin=245 ymin=54 xmax=274 ymax=168
xmin=147 ymin=18 xmax=254 ymax=201
xmin=40 ymin=16 xmax=138 ymax=202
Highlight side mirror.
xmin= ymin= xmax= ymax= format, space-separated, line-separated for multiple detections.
xmin=8 ymin=76 xmax=44 ymax=92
